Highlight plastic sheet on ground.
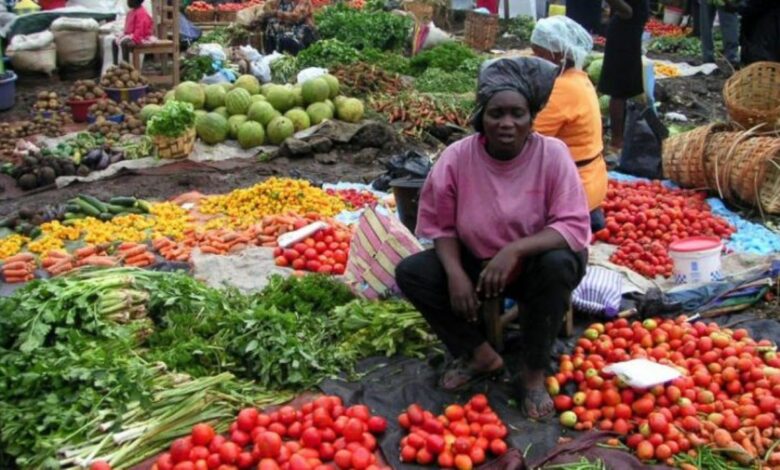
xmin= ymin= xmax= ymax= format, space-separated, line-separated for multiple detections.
xmin=324 ymin=182 xmax=392 ymax=225
xmin=652 ymin=59 xmax=719 ymax=80
xmin=191 ymin=246 xmax=291 ymax=292
xmin=319 ymin=309 xmax=780 ymax=466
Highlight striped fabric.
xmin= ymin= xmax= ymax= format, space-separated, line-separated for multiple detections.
xmin=344 ymin=207 xmax=424 ymax=299
xmin=572 ymin=266 xmax=622 ymax=317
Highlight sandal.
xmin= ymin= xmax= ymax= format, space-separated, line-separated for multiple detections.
xmin=520 ymin=387 xmax=555 ymax=421
xmin=438 ymin=357 xmax=506 ymax=392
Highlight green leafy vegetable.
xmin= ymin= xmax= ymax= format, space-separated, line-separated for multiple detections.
xmin=181 ymin=55 xmax=215 ymax=82
xmin=415 ymin=68 xmax=476 ymax=94
xmin=146 ymin=101 xmax=196 ymax=138
xmin=360 ymin=48 xmax=411 ymax=75
xmin=410 ymin=42 xmax=478 ymax=75
xmin=506 ymin=15 xmax=536 ymax=43
xmin=296 ymin=39 xmax=361 ymax=70
xmin=270 ymin=54 xmax=300 ymax=84
xmin=315 ymin=4 xmax=413 ymax=51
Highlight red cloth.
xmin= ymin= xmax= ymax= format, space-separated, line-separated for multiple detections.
xmin=125 ymin=7 xmax=154 ymax=44
xmin=476 ymin=0 xmax=499 ymax=14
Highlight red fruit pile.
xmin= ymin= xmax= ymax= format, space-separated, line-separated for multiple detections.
xmin=217 ymin=3 xmax=245 ymax=11
xmin=551 ymin=317 xmax=780 ymax=464
xmin=273 ymin=226 xmax=351 ymax=275
xmin=595 ymin=181 xmax=735 ymax=278
xmin=325 ymin=189 xmax=378 ymax=210
xmin=153 ymin=396 xmax=389 ymax=470
xmin=644 ymin=18 xmax=688 ymax=38
xmin=397 ymin=395 xmax=509 ymax=470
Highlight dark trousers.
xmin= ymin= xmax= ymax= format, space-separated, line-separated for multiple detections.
xmin=112 ymin=38 xmax=134 ymax=64
xmin=396 ymin=247 xmax=587 ymax=370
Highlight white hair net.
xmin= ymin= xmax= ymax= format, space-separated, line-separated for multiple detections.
xmin=530 ymin=16 xmax=594 ymax=70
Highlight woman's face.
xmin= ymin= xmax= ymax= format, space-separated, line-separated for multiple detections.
xmin=482 ymin=90 xmax=531 ymax=159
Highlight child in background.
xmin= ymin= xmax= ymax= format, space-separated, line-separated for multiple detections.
xmin=112 ymin=0 xmax=153 ymax=64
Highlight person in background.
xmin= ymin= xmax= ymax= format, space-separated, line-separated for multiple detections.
xmin=566 ymin=0 xmax=603 ymax=33
xmin=258 ymin=0 xmax=318 ymax=55
xmin=739 ymin=0 xmax=780 ymax=65
xmin=597 ymin=0 xmax=648 ymax=152
xmin=113 ymin=0 xmax=153 ymax=64
xmin=699 ymin=0 xmax=740 ymax=67
xmin=531 ymin=16 xmax=608 ymax=232
xmin=395 ymin=57 xmax=590 ymax=420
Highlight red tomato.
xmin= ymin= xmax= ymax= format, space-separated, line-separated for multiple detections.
xmin=192 ymin=424 xmax=216 ymax=447
xmin=190 ymin=446 xmax=210 ymax=462
xmin=171 ymin=438 xmax=194 ymax=463
xmin=470 ymin=394 xmax=488 ymax=412
xmin=416 ymin=448 xmax=434 ymax=465
xmin=367 ymin=416 xmax=387 ymax=434
xmin=301 ymin=427 xmax=321 ymax=449
xmin=288 ymin=454 xmax=311 ymax=470
xmin=351 ymin=447 xmax=372 ymax=470
xmin=91 ymin=461 xmax=112 ymax=470
xmin=334 ymin=450 xmax=352 ymax=469
xmin=173 ymin=463 xmax=195 ymax=470
xmin=219 ymin=442 xmax=240 ymax=465
xmin=209 ymin=436 xmax=227 ymax=454
xmin=343 ymin=418 xmax=364 ymax=442
xmin=400 ymin=445 xmax=417 ymax=462
xmin=206 ymin=454 xmax=221 ymax=470
xmin=636 ymin=441 xmax=654 ymax=461
xmin=236 ymin=452 xmax=254 ymax=469
xmin=258 ymin=459 xmax=280 ymax=470
xmin=490 ymin=439 xmax=508 ymax=456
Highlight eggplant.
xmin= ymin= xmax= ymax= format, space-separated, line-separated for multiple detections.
xmin=83 ymin=149 xmax=103 ymax=168
xmin=96 ymin=151 xmax=111 ymax=171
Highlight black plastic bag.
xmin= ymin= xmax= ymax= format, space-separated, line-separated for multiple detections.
xmin=617 ymin=102 xmax=668 ymax=179
xmin=371 ymin=150 xmax=432 ymax=191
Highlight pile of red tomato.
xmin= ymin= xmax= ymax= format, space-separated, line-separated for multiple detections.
xmin=550 ymin=317 xmax=780 ymax=465
xmin=325 ymin=189 xmax=378 ymax=210
xmin=594 ymin=181 xmax=735 ymax=278
xmin=273 ymin=226 xmax=351 ymax=275
xmin=645 ymin=18 xmax=688 ymax=38
xmin=151 ymin=395 xmax=390 ymax=470
xmin=187 ymin=1 xmax=214 ymax=11
xmin=217 ymin=3 xmax=245 ymax=11
xmin=398 ymin=394 xmax=509 ymax=470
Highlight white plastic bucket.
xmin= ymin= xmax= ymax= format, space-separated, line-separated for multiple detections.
xmin=663 ymin=6 xmax=683 ymax=26
xmin=669 ymin=237 xmax=724 ymax=285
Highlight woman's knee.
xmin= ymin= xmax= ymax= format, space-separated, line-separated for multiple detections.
xmin=533 ymin=249 xmax=585 ymax=287
xmin=395 ymin=250 xmax=442 ymax=294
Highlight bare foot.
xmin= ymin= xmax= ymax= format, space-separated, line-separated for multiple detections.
xmin=521 ymin=368 xmax=554 ymax=419
xmin=440 ymin=342 xmax=504 ymax=391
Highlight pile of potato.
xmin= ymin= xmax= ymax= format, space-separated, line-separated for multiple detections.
xmin=100 ymin=63 xmax=148 ymax=89
xmin=33 ymin=91 xmax=64 ymax=113
xmin=68 ymin=80 xmax=106 ymax=102
xmin=138 ymin=91 xmax=165 ymax=106
xmin=88 ymin=100 xmax=123 ymax=119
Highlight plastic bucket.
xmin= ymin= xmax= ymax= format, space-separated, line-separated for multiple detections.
xmin=668 ymin=236 xmax=724 ymax=285
xmin=67 ymin=99 xmax=98 ymax=123
xmin=389 ymin=178 xmax=425 ymax=234
xmin=104 ymin=85 xmax=149 ymax=103
xmin=0 ymin=71 xmax=17 ymax=111
xmin=87 ymin=113 xmax=124 ymax=124
xmin=663 ymin=6 xmax=683 ymax=25
xmin=548 ymin=4 xmax=566 ymax=16
xmin=38 ymin=0 xmax=66 ymax=9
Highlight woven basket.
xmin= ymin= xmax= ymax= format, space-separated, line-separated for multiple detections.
xmin=703 ymin=130 xmax=742 ymax=191
xmin=186 ymin=9 xmax=215 ymax=22
xmin=217 ymin=10 xmax=238 ymax=22
xmin=726 ymin=137 xmax=780 ymax=213
xmin=154 ymin=128 xmax=196 ymax=159
xmin=723 ymin=61 xmax=780 ymax=129
xmin=404 ymin=1 xmax=434 ymax=22
xmin=465 ymin=11 xmax=499 ymax=52
xmin=662 ymin=123 xmax=728 ymax=189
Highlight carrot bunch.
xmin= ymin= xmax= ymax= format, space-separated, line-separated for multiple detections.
xmin=117 ymin=242 xmax=156 ymax=267
xmin=2 ymin=253 xmax=36 ymax=283
xmin=74 ymin=245 xmax=119 ymax=268
xmin=154 ymin=237 xmax=192 ymax=262
xmin=42 ymin=250 xmax=76 ymax=277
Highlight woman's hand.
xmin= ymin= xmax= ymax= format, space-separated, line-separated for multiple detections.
xmin=448 ymin=270 xmax=480 ymax=322
xmin=606 ymin=0 xmax=633 ymax=19
xmin=477 ymin=245 xmax=519 ymax=299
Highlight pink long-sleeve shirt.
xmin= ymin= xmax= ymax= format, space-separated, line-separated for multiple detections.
xmin=124 ymin=7 xmax=154 ymax=44
xmin=416 ymin=132 xmax=592 ymax=260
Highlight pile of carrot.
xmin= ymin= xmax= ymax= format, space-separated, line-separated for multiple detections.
xmin=74 ymin=245 xmax=118 ymax=268
xmin=2 ymin=253 xmax=36 ymax=283
xmin=42 ymin=251 xmax=75 ymax=277
xmin=153 ymin=237 xmax=192 ymax=262
xmin=117 ymin=242 xmax=156 ymax=267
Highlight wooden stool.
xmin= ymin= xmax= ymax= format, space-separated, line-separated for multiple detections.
xmin=131 ymin=0 xmax=181 ymax=87
xmin=481 ymin=296 xmax=574 ymax=352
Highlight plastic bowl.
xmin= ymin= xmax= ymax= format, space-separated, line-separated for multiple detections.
xmin=87 ymin=113 xmax=124 ymax=124
xmin=103 ymin=85 xmax=149 ymax=103
xmin=67 ymin=99 xmax=98 ymax=123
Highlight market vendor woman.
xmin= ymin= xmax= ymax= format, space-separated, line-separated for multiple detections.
xmin=258 ymin=0 xmax=318 ymax=55
xmin=396 ymin=57 xmax=590 ymax=419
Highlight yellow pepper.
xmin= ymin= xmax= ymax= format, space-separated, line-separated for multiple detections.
xmin=0 ymin=235 xmax=30 ymax=261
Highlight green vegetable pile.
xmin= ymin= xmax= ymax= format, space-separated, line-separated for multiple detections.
xmin=0 ymin=268 xmax=435 ymax=468
xmin=146 ymin=101 xmax=196 ymax=138
xmin=360 ymin=48 xmax=412 ymax=75
xmin=270 ymin=54 xmax=300 ymax=84
xmin=410 ymin=42 xmax=479 ymax=75
xmin=414 ymin=67 xmax=476 ymax=94
xmin=647 ymin=36 xmax=702 ymax=56
xmin=181 ymin=55 xmax=215 ymax=83
xmin=296 ymin=39 xmax=362 ymax=70
xmin=315 ymin=3 xmax=413 ymax=52
xmin=506 ymin=15 xmax=536 ymax=43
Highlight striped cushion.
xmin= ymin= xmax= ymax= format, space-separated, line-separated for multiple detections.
xmin=572 ymin=266 xmax=622 ymax=317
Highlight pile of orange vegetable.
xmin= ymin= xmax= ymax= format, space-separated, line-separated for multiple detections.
xmin=1 ymin=253 xmax=35 ymax=283
xmin=551 ymin=317 xmax=780 ymax=465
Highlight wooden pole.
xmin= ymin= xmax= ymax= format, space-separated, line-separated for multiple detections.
xmin=503 ymin=0 xmax=509 ymax=20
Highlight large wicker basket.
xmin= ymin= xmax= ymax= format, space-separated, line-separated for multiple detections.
xmin=662 ymin=123 xmax=729 ymax=189
xmin=465 ymin=11 xmax=499 ymax=52
xmin=723 ymin=61 xmax=780 ymax=129
xmin=404 ymin=1 xmax=434 ymax=23
xmin=154 ymin=128 xmax=196 ymax=160
xmin=727 ymin=137 xmax=780 ymax=213
xmin=704 ymin=130 xmax=742 ymax=191
xmin=217 ymin=10 xmax=238 ymax=22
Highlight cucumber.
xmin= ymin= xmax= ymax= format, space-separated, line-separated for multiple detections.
xmin=105 ymin=204 xmax=127 ymax=215
xmin=99 ymin=212 xmax=114 ymax=221
xmin=75 ymin=198 xmax=101 ymax=217
xmin=109 ymin=196 xmax=138 ymax=207
xmin=122 ymin=206 xmax=146 ymax=215
xmin=29 ymin=227 xmax=42 ymax=239
xmin=78 ymin=194 xmax=108 ymax=214
xmin=66 ymin=203 xmax=81 ymax=213
xmin=64 ymin=212 xmax=81 ymax=220
xmin=134 ymin=200 xmax=151 ymax=213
